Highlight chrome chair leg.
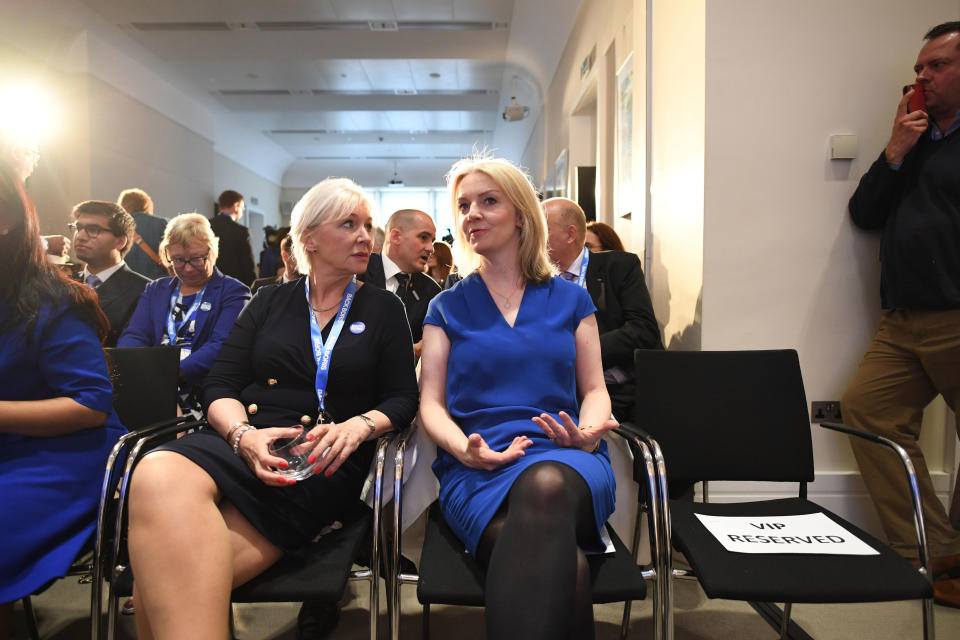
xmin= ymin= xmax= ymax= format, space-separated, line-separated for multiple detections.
xmin=779 ymin=602 xmax=792 ymax=639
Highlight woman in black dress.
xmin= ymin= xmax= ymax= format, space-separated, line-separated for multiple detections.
xmin=127 ymin=177 xmax=418 ymax=640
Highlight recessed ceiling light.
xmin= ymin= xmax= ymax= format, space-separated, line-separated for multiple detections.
xmin=340 ymin=73 xmax=347 ymax=78
xmin=429 ymin=72 xmax=441 ymax=78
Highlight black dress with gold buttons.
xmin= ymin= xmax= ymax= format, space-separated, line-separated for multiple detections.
xmin=152 ymin=278 xmax=419 ymax=552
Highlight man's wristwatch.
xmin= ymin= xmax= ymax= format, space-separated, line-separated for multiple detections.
xmin=359 ymin=413 xmax=376 ymax=435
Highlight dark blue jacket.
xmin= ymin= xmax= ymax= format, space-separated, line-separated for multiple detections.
xmin=118 ymin=268 xmax=251 ymax=388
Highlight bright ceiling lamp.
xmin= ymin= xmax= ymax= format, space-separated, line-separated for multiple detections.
xmin=0 ymin=82 xmax=57 ymax=149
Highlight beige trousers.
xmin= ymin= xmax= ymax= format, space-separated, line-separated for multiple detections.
xmin=842 ymin=309 xmax=960 ymax=559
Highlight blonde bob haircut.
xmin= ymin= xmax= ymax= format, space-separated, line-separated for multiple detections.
xmin=447 ymin=155 xmax=555 ymax=285
xmin=290 ymin=177 xmax=374 ymax=276
xmin=158 ymin=213 xmax=219 ymax=268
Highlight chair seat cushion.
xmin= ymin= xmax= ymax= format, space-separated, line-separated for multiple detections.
xmin=671 ymin=497 xmax=933 ymax=603
xmin=416 ymin=502 xmax=646 ymax=606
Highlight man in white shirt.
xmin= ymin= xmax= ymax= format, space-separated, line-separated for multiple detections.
xmin=360 ymin=209 xmax=440 ymax=356
xmin=71 ymin=200 xmax=151 ymax=346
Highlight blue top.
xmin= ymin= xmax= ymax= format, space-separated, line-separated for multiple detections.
xmin=118 ymin=268 xmax=251 ymax=388
xmin=0 ymin=301 xmax=126 ymax=602
xmin=424 ymin=273 xmax=616 ymax=555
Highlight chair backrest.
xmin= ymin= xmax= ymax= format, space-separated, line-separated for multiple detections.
xmin=104 ymin=346 xmax=180 ymax=431
xmin=633 ymin=349 xmax=814 ymax=484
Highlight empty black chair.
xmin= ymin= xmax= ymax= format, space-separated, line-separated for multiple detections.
xmin=388 ymin=423 xmax=671 ymax=640
xmin=632 ymin=349 xmax=934 ymax=639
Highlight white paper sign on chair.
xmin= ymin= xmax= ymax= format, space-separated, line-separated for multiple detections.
xmin=695 ymin=513 xmax=879 ymax=555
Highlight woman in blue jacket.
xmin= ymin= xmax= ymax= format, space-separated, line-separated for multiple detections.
xmin=119 ymin=213 xmax=250 ymax=411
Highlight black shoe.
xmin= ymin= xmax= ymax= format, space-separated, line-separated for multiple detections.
xmin=296 ymin=600 xmax=340 ymax=640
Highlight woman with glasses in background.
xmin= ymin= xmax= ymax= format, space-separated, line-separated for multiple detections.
xmin=118 ymin=213 xmax=251 ymax=413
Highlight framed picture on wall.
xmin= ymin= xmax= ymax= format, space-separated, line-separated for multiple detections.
xmin=554 ymin=149 xmax=567 ymax=198
xmin=616 ymin=53 xmax=633 ymax=219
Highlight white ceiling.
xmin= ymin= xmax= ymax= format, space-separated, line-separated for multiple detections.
xmin=68 ymin=0 xmax=582 ymax=186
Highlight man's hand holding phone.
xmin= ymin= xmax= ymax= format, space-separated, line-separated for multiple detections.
xmin=885 ymin=85 xmax=928 ymax=165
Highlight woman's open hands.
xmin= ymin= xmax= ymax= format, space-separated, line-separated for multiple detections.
xmin=237 ymin=426 xmax=306 ymax=487
xmin=458 ymin=433 xmax=532 ymax=471
xmin=533 ymin=411 xmax=617 ymax=452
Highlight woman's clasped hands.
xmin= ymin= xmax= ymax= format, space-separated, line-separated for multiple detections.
xmin=237 ymin=417 xmax=370 ymax=486
xmin=533 ymin=411 xmax=617 ymax=452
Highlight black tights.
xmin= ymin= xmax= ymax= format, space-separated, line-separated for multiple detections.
xmin=475 ymin=461 xmax=598 ymax=640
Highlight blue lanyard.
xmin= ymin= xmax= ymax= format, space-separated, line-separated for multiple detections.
xmin=167 ymin=285 xmax=206 ymax=344
xmin=576 ymin=246 xmax=590 ymax=288
xmin=305 ymin=277 xmax=357 ymax=413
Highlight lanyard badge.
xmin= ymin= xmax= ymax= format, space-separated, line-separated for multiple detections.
xmin=166 ymin=284 xmax=206 ymax=346
xmin=305 ymin=277 xmax=357 ymax=421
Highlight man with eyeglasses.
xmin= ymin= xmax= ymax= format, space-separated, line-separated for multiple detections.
xmin=70 ymin=200 xmax=150 ymax=346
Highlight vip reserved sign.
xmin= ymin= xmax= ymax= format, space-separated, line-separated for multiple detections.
xmin=695 ymin=513 xmax=879 ymax=555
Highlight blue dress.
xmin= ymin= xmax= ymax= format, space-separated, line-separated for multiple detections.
xmin=425 ymin=273 xmax=616 ymax=555
xmin=0 ymin=303 xmax=126 ymax=602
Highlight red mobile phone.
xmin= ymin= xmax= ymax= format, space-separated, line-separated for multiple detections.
xmin=903 ymin=83 xmax=926 ymax=113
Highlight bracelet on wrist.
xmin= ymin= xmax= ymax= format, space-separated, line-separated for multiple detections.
xmin=232 ymin=425 xmax=257 ymax=454
xmin=226 ymin=420 xmax=251 ymax=444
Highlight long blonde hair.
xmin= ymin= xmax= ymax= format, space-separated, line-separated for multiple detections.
xmin=446 ymin=156 xmax=555 ymax=284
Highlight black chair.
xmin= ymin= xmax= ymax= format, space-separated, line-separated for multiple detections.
xmin=20 ymin=346 xmax=180 ymax=640
xmin=632 ymin=349 xmax=934 ymax=640
xmin=387 ymin=423 xmax=671 ymax=640
xmin=100 ymin=420 xmax=393 ymax=640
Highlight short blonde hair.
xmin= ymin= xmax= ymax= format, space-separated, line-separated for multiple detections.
xmin=117 ymin=188 xmax=154 ymax=215
xmin=158 ymin=213 xmax=219 ymax=267
xmin=290 ymin=177 xmax=374 ymax=276
xmin=447 ymin=155 xmax=555 ymax=284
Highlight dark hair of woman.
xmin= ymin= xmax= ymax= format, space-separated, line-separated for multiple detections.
xmin=0 ymin=165 xmax=108 ymax=342
xmin=585 ymin=221 xmax=625 ymax=252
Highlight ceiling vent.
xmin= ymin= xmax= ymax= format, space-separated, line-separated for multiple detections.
xmin=368 ymin=21 xmax=399 ymax=31
xmin=218 ymin=89 xmax=292 ymax=96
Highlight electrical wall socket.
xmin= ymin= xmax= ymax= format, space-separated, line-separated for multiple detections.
xmin=810 ymin=401 xmax=842 ymax=424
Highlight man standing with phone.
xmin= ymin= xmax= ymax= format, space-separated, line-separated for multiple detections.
xmin=843 ymin=21 xmax=960 ymax=608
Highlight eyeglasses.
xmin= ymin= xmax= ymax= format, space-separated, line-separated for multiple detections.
xmin=67 ymin=222 xmax=112 ymax=238
xmin=168 ymin=253 xmax=209 ymax=269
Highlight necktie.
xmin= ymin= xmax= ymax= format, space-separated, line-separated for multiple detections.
xmin=560 ymin=271 xmax=577 ymax=282
xmin=86 ymin=274 xmax=102 ymax=289
xmin=394 ymin=272 xmax=410 ymax=303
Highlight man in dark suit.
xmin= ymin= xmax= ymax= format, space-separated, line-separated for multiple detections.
xmin=251 ymin=234 xmax=298 ymax=293
xmin=70 ymin=200 xmax=151 ymax=346
xmin=210 ymin=189 xmax=257 ymax=287
xmin=543 ymin=197 xmax=663 ymax=421
xmin=359 ymin=209 xmax=440 ymax=357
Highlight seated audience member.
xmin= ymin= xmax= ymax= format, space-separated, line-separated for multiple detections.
xmin=210 ymin=189 xmax=257 ymax=286
xmin=585 ymin=221 xmax=625 ymax=252
xmin=426 ymin=240 xmax=454 ymax=286
xmin=126 ymin=177 xmax=418 ymax=640
xmin=118 ymin=187 xmax=168 ymax=280
xmin=251 ymin=233 xmax=298 ymax=293
xmin=371 ymin=225 xmax=385 ymax=253
xmin=70 ymin=200 xmax=150 ymax=347
xmin=544 ymin=198 xmax=662 ymax=421
xmin=419 ymin=156 xmax=618 ymax=640
xmin=118 ymin=213 xmax=250 ymax=412
xmin=359 ymin=209 xmax=441 ymax=355
xmin=0 ymin=165 xmax=125 ymax=636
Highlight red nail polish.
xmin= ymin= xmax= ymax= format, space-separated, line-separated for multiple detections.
xmin=325 ymin=468 xmax=333 ymax=477
xmin=307 ymin=457 xmax=315 ymax=464
xmin=306 ymin=433 xmax=315 ymax=441
xmin=279 ymin=461 xmax=288 ymax=469
xmin=287 ymin=478 xmax=296 ymax=485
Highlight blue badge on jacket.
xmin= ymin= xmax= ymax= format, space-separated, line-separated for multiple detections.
xmin=349 ymin=322 xmax=366 ymax=334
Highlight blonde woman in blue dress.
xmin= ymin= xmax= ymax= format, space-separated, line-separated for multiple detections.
xmin=419 ymin=156 xmax=618 ymax=639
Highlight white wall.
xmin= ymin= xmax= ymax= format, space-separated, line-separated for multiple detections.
xmin=700 ymin=0 xmax=959 ymax=526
